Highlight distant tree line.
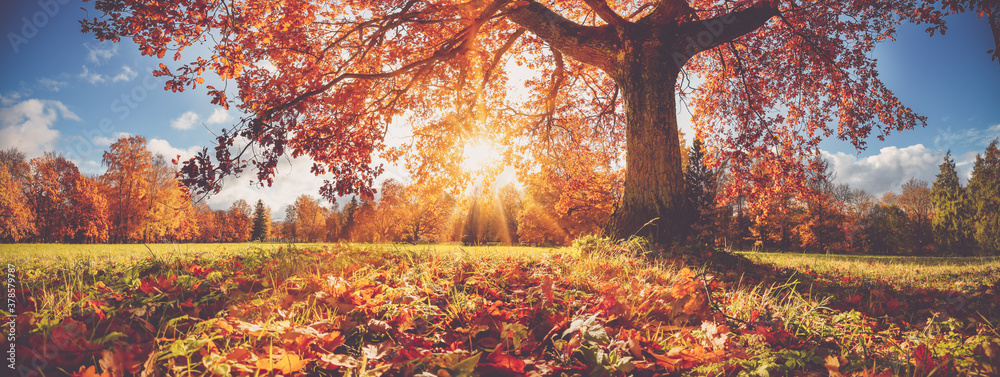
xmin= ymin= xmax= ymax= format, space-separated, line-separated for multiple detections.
xmin=3 ymin=135 xmax=997 ymax=255
xmin=0 ymin=136 xmax=276 ymax=244
xmin=684 ymin=139 xmax=1000 ymax=256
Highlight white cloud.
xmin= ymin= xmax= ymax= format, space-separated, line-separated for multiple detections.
xmin=147 ymin=138 xmax=204 ymax=161
xmin=92 ymin=136 xmax=114 ymax=146
xmin=111 ymin=66 xmax=137 ymax=82
xmin=0 ymin=92 xmax=23 ymax=106
xmin=85 ymin=43 xmax=118 ymax=65
xmin=148 ymin=139 xmax=332 ymax=220
xmin=206 ymin=108 xmax=233 ymax=124
xmin=92 ymin=132 xmax=133 ymax=147
xmin=38 ymin=78 xmax=68 ymax=92
xmin=932 ymin=124 xmax=1000 ymax=151
xmin=170 ymin=111 xmax=200 ymax=130
xmin=146 ymin=139 xmax=408 ymax=220
xmin=823 ymin=144 xmax=943 ymax=196
xmin=0 ymin=99 xmax=80 ymax=158
xmin=205 ymin=155 xmax=334 ymax=220
xmin=79 ymin=65 xmax=137 ymax=85
xmin=79 ymin=65 xmax=106 ymax=85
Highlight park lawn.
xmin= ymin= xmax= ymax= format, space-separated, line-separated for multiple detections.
xmin=7 ymin=243 xmax=1000 ymax=376
xmin=741 ymin=251 xmax=1000 ymax=292
xmin=0 ymin=242 xmax=557 ymax=264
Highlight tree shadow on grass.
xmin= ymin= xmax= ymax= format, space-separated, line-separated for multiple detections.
xmin=697 ymin=249 xmax=1000 ymax=330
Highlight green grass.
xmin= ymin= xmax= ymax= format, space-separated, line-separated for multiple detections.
xmin=10 ymin=243 xmax=1000 ymax=376
xmin=0 ymin=242 xmax=563 ymax=261
xmin=740 ymin=251 xmax=1000 ymax=291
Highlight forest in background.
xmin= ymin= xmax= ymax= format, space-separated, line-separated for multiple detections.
xmin=2 ymin=135 xmax=998 ymax=256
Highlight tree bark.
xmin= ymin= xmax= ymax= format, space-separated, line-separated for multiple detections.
xmin=605 ymin=24 xmax=686 ymax=243
xmin=508 ymin=0 xmax=779 ymax=244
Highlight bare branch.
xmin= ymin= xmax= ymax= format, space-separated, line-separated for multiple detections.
xmin=481 ymin=28 xmax=527 ymax=91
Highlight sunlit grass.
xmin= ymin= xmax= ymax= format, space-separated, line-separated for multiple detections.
xmin=11 ymin=243 xmax=1000 ymax=375
xmin=741 ymin=251 xmax=1000 ymax=291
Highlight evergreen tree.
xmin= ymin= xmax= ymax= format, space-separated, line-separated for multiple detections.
xmin=251 ymin=199 xmax=270 ymax=242
xmin=931 ymin=151 xmax=973 ymax=254
xmin=968 ymin=139 xmax=1000 ymax=255
xmin=340 ymin=196 xmax=359 ymax=241
xmin=683 ymin=138 xmax=718 ymax=246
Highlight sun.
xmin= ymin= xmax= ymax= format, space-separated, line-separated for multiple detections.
xmin=461 ymin=139 xmax=503 ymax=172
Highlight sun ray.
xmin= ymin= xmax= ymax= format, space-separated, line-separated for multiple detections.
xmin=461 ymin=138 xmax=502 ymax=172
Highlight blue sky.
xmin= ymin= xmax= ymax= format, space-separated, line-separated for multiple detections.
xmin=2 ymin=0 xmax=998 ymax=217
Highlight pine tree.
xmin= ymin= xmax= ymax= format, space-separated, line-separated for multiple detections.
xmin=683 ymin=138 xmax=718 ymax=246
xmin=931 ymin=151 xmax=973 ymax=254
xmin=251 ymin=199 xmax=270 ymax=242
xmin=968 ymin=140 xmax=1000 ymax=255
xmin=340 ymin=196 xmax=359 ymax=241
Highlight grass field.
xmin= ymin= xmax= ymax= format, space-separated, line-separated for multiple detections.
xmin=1 ymin=242 xmax=563 ymax=263
xmin=741 ymin=251 xmax=1000 ymax=292
xmin=7 ymin=243 xmax=1000 ymax=376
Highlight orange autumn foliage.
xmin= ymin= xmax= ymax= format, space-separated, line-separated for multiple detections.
xmin=80 ymin=0 xmax=996 ymax=242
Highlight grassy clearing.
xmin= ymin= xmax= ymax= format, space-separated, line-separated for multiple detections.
xmin=9 ymin=243 xmax=1000 ymax=376
xmin=741 ymin=251 xmax=1000 ymax=291
xmin=1 ymin=242 xmax=561 ymax=262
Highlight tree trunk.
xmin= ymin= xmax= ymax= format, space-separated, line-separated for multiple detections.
xmin=506 ymin=1 xmax=779 ymax=245
xmin=607 ymin=29 xmax=686 ymax=244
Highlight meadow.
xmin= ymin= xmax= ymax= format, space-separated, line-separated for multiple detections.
xmin=6 ymin=243 xmax=1000 ymax=376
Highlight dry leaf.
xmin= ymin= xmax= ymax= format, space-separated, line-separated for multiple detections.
xmin=824 ymin=355 xmax=846 ymax=377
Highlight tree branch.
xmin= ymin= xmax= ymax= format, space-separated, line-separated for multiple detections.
xmin=505 ymin=1 xmax=618 ymax=72
xmin=481 ymin=28 xmax=527 ymax=92
xmin=581 ymin=0 xmax=628 ymax=29
xmin=642 ymin=0 xmax=696 ymax=25
xmin=675 ymin=3 xmax=779 ymax=55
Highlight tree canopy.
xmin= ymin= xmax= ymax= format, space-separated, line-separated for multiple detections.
xmin=81 ymin=0 xmax=997 ymax=243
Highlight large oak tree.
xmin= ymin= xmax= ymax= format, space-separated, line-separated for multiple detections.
xmin=82 ymin=0 xmax=994 ymax=244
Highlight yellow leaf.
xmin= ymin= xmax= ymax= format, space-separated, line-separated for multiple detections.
xmin=256 ymin=354 xmax=308 ymax=374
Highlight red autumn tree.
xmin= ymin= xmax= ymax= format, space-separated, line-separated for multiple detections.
xmin=225 ymin=199 xmax=254 ymax=242
xmin=398 ymin=183 xmax=458 ymax=243
xmin=101 ymin=136 xmax=154 ymax=243
xmin=0 ymin=149 xmax=36 ymax=242
xmin=286 ymin=195 xmax=330 ymax=242
xmin=142 ymin=156 xmax=189 ymax=242
xmin=28 ymin=153 xmax=109 ymax=243
xmin=519 ymin=147 xmax=622 ymax=244
xmin=81 ymin=0 xmax=991 ymax=244
xmin=352 ymin=179 xmax=407 ymax=242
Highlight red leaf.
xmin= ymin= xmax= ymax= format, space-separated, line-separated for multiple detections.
xmin=481 ymin=343 xmax=526 ymax=374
